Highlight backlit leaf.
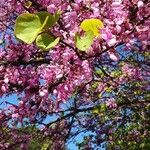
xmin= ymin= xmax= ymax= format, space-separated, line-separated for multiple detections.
xmin=41 ymin=139 xmax=50 ymax=150
xmin=14 ymin=11 xmax=60 ymax=44
xmin=36 ymin=11 xmax=60 ymax=29
xmin=80 ymin=18 xmax=103 ymax=36
xmin=92 ymin=104 xmax=107 ymax=114
xmin=36 ymin=33 xmax=60 ymax=50
xmin=75 ymin=31 xmax=94 ymax=51
xmin=14 ymin=13 xmax=49 ymax=44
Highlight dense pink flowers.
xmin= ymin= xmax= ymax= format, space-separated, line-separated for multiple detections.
xmin=121 ymin=63 xmax=142 ymax=78
xmin=0 ymin=0 xmax=149 ymax=149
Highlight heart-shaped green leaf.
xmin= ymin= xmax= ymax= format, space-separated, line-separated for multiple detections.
xmin=36 ymin=11 xmax=60 ymax=29
xmin=14 ymin=13 xmax=49 ymax=44
xmin=36 ymin=33 xmax=60 ymax=50
xmin=75 ymin=31 xmax=94 ymax=51
xmin=14 ymin=11 xmax=60 ymax=44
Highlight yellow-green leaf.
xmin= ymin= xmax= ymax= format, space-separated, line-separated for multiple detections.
xmin=92 ymin=104 xmax=107 ymax=114
xmin=53 ymin=11 xmax=61 ymax=23
xmin=14 ymin=13 xmax=48 ymax=44
xmin=36 ymin=33 xmax=60 ymax=50
xmin=14 ymin=11 xmax=60 ymax=44
xmin=75 ymin=31 xmax=94 ymax=51
xmin=41 ymin=139 xmax=51 ymax=150
xmin=80 ymin=18 xmax=103 ymax=36
xmin=36 ymin=11 xmax=60 ymax=29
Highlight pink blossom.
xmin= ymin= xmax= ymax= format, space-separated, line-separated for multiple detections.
xmin=47 ymin=4 xmax=57 ymax=14
xmin=137 ymin=1 xmax=144 ymax=8
xmin=121 ymin=63 xmax=142 ymax=78
xmin=106 ymin=98 xmax=117 ymax=109
xmin=12 ymin=113 xmax=19 ymax=119
xmin=108 ymin=49 xmax=119 ymax=61
xmin=39 ymin=89 xmax=48 ymax=97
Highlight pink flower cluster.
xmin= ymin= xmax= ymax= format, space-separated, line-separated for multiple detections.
xmin=106 ymin=98 xmax=117 ymax=109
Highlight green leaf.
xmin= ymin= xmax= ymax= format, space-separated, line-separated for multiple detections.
xmin=98 ymin=93 xmax=102 ymax=98
xmin=92 ymin=104 xmax=107 ymax=114
xmin=101 ymin=104 xmax=107 ymax=111
xmin=14 ymin=13 xmax=49 ymax=44
xmin=80 ymin=18 xmax=103 ymax=36
xmin=41 ymin=139 xmax=51 ymax=150
xmin=75 ymin=31 xmax=94 ymax=51
xmin=92 ymin=82 xmax=99 ymax=89
xmin=110 ymin=70 xmax=122 ymax=77
xmin=36 ymin=11 xmax=60 ymax=29
xmin=92 ymin=108 xmax=99 ymax=114
xmin=14 ymin=11 xmax=60 ymax=44
xmin=95 ymin=69 xmax=105 ymax=77
xmin=36 ymin=33 xmax=60 ymax=50
xmin=53 ymin=11 xmax=61 ymax=23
